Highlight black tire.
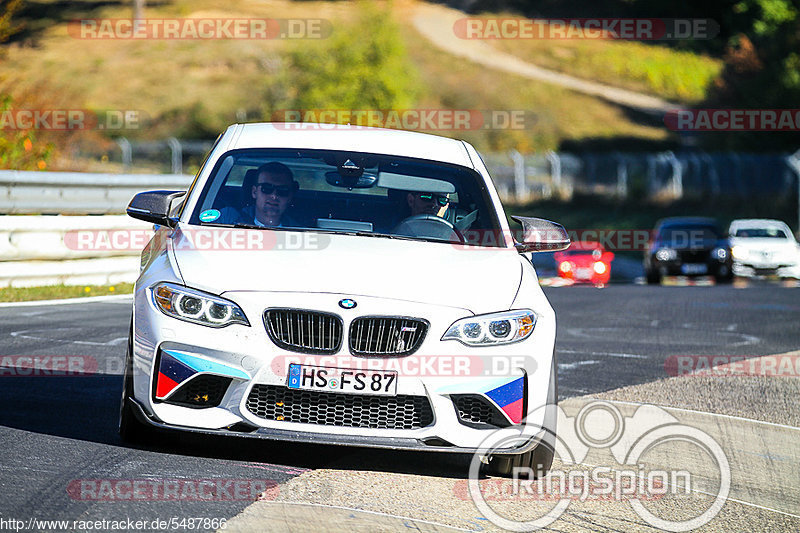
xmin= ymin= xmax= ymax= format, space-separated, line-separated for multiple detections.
xmin=715 ymin=270 xmax=734 ymax=284
xmin=119 ymin=320 xmax=154 ymax=444
xmin=486 ymin=353 xmax=558 ymax=478
xmin=646 ymin=269 xmax=661 ymax=285
xmin=486 ymin=441 xmax=555 ymax=478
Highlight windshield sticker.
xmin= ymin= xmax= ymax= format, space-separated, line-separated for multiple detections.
xmin=199 ymin=209 xmax=220 ymax=222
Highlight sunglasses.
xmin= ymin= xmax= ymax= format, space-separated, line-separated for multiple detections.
xmin=418 ymin=193 xmax=450 ymax=207
xmin=256 ymin=183 xmax=293 ymax=197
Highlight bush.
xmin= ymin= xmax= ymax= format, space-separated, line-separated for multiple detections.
xmin=272 ymin=1 xmax=419 ymax=121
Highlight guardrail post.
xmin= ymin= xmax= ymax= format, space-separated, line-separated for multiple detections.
xmin=116 ymin=138 xmax=132 ymax=172
xmin=546 ymin=150 xmax=561 ymax=198
xmin=614 ymin=152 xmax=628 ymax=198
xmin=664 ymin=151 xmax=683 ymax=199
xmin=167 ymin=137 xmax=183 ymax=175
xmin=510 ymin=150 xmax=527 ymax=202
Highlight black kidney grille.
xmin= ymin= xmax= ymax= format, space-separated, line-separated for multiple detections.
xmin=349 ymin=317 xmax=428 ymax=356
xmin=264 ymin=309 xmax=343 ymax=354
xmin=453 ymin=395 xmax=511 ymax=428
xmin=246 ymin=385 xmax=434 ymax=430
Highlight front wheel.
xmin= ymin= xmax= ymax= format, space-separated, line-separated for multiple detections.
xmin=485 ymin=442 xmax=554 ymax=478
xmin=119 ymin=323 xmax=154 ymax=444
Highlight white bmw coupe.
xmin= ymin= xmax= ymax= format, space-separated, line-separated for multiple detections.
xmin=120 ymin=123 xmax=569 ymax=476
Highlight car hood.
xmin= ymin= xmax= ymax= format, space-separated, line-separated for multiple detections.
xmin=730 ymin=237 xmax=798 ymax=254
xmin=169 ymin=227 xmax=523 ymax=314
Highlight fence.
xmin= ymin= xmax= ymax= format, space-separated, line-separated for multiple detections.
xmin=488 ymin=149 xmax=800 ymax=204
xmin=1 ymin=144 xmax=799 ymax=286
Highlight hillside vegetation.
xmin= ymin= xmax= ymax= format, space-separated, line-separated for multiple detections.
xmin=0 ymin=0 xmax=723 ymax=170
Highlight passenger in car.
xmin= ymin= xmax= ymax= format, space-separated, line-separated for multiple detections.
xmin=218 ymin=162 xmax=299 ymax=227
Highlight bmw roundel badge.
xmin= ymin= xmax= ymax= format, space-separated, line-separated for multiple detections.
xmin=339 ymin=298 xmax=357 ymax=309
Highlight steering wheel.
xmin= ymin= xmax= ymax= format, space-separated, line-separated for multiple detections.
xmin=392 ymin=214 xmax=465 ymax=242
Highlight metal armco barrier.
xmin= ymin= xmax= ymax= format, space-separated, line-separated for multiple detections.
xmin=0 ymin=215 xmax=152 ymax=288
xmin=0 ymin=170 xmax=192 ymax=214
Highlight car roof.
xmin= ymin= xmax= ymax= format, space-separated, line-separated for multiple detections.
xmin=225 ymin=123 xmax=475 ymax=168
xmin=729 ymin=218 xmax=790 ymax=230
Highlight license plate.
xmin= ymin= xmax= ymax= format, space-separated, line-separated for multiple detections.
xmin=287 ymin=364 xmax=397 ymax=396
xmin=681 ymin=263 xmax=708 ymax=275
xmin=576 ymin=268 xmax=591 ymax=279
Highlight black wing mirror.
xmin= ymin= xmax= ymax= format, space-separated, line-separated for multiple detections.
xmin=511 ymin=216 xmax=570 ymax=253
xmin=126 ymin=190 xmax=186 ymax=227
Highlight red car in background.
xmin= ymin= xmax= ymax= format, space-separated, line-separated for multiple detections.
xmin=554 ymin=241 xmax=614 ymax=286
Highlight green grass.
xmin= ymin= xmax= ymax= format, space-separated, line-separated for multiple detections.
xmin=482 ymin=17 xmax=723 ymax=104
xmin=398 ymin=14 xmax=669 ymax=152
xmin=0 ymin=283 xmax=133 ymax=302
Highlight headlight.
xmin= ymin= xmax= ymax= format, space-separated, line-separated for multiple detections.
xmin=442 ymin=310 xmax=536 ymax=346
xmin=712 ymin=247 xmax=728 ymax=260
xmin=731 ymin=245 xmax=748 ymax=260
xmin=151 ymin=282 xmax=249 ymax=328
xmin=593 ymin=261 xmax=607 ymax=274
xmin=655 ymin=248 xmax=677 ymax=261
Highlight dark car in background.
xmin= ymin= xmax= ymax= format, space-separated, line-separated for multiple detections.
xmin=644 ymin=217 xmax=733 ymax=284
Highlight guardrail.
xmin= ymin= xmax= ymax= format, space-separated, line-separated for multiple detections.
xmin=0 ymin=170 xmax=192 ymax=214
xmin=0 ymin=216 xmax=151 ymax=288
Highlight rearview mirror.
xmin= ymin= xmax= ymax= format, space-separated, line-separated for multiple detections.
xmin=325 ymin=171 xmax=378 ymax=189
xmin=127 ymin=190 xmax=186 ymax=227
xmin=511 ymin=216 xmax=570 ymax=253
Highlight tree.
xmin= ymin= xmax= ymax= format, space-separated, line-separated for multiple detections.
xmin=274 ymin=2 xmax=419 ymax=122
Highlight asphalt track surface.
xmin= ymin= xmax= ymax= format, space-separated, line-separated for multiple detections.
xmin=0 ymin=283 xmax=797 ymax=531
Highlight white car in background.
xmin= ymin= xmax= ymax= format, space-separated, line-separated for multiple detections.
xmin=729 ymin=219 xmax=800 ymax=279
xmin=120 ymin=123 xmax=569 ymax=477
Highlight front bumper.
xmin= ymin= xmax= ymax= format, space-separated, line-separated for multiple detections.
xmin=132 ymin=289 xmax=558 ymax=453
xmin=126 ymin=395 xmax=549 ymax=455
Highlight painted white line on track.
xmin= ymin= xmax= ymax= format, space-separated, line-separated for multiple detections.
xmin=588 ymin=397 xmax=800 ymax=432
xmin=253 ymin=501 xmax=477 ymax=532
xmin=9 ymin=328 xmax=128 ymax=347
xmin=0 ymin=294 xmax=132 ymax=308
xmin=560 ymin=349 xmax=648 ymax=359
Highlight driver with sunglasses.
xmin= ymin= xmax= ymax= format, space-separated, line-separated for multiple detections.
xmin=406 ymin=191 xmax=450 ymax=217
xmin=219 ymin=162 xmax=299 ymax=227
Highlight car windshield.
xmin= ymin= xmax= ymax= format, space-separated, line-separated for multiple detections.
xmin=734 ymin=227 xmax=788 ymax=239
xmin=189 ymin=148 xmax=504 ymax=247
xmin=658 ymin=224 xmax=721 ymax=243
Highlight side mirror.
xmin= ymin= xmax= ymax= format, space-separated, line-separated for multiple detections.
xmin=511 ymin=216 xmax=570 ymax=253
xmin=127 ymin=190 xmax=186 ymax=227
